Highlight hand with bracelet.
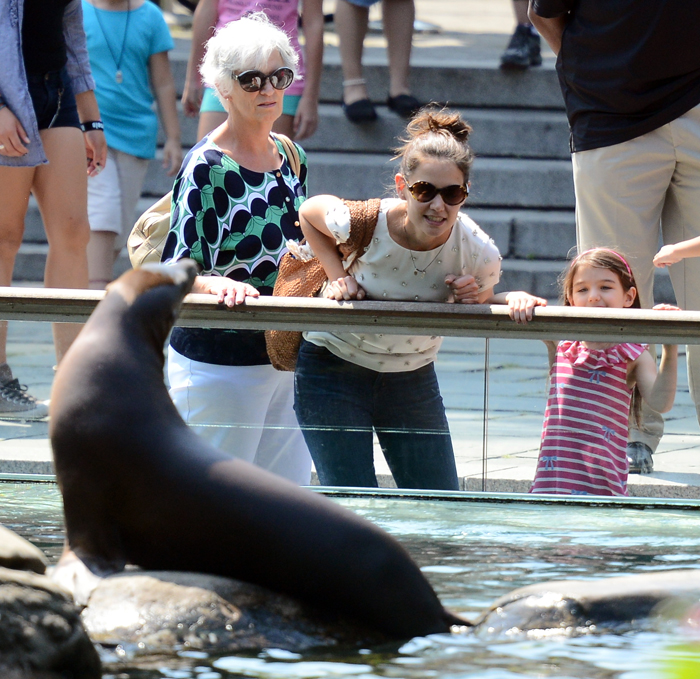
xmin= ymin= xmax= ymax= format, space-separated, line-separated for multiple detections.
xmin=0 ymin=98 xmax=31 ymax=157
xmin=80 ymin=119 xmax=108 ymax=177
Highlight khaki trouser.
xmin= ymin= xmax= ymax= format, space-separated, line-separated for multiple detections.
xmin=572 ymin=102 xmax=700 ymax=451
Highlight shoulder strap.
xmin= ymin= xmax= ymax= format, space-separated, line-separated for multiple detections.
xmin=338 ymin=198 xmax=382 ymax=263
xmin=273 ymin=133 xmax=301 ymax=178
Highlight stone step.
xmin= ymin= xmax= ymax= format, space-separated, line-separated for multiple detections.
xmin=12 ymin=243 xmax=132 ymax=283
xmin=23 ymin=199 xmax=576 ymax=260
xmin=140 ymin=152 xmax=575 ymax=209
xmin=169 ymin=49 xmax=565 ymax=110
xmin=499 ymin=258 xmax=675 ymax=304
xmin=11 ymin=242 xmax=675 ymax=305
xmin=160 ymin=104 xmax=571 ymax=160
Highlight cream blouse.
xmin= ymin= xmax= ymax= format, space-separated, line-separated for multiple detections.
xmin=303 ymin=198 xmax=502 ymax=372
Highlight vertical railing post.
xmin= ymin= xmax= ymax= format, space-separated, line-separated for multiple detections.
xmin=481 ymin=338 xmax=490 ymax=492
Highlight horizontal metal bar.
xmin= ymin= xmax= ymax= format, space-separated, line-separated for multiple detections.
xmin=0 ymin=287 xmax=699 ymax=344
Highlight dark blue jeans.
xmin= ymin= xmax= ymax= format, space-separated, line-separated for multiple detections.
xmin=293 ymin=340 xmax=459 ymax=490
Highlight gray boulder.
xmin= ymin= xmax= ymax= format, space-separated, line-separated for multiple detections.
xmin=0 ymin=566 xmax=101 ymax=679
xmin=473 ymin=569 xmax=700 ymax=637
xmin=83 ymin=571 xmax=387 ymax=656
xmin=0 ymin=524 xmax=48 ymax=575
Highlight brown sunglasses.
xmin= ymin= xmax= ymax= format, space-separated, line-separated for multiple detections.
xmin=404 ymin=179 xmax=469 ymax=205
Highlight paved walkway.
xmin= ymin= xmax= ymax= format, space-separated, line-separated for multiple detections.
xmin=5 ymin=4 xmax=695 ymax=498
xmin=1 ymin=320 xmax=699 ymax=499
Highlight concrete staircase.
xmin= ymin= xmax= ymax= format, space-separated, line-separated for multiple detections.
xmin=19 ymin=35 xmax=673 ymax=302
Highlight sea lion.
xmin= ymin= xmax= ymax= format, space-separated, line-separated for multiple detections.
xmin=49 ymin=261 xmax=465 ymax=639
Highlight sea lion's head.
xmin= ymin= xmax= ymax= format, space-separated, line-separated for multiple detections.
xmin=106 ymin=260 xmax=199 ymax=351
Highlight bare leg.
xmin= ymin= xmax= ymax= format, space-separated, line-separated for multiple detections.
xmin=0 ymin=166 xmax=35 ymax=365
xmin=197 ymin=111 xmax=227 ymax=141
xmin=33 ymin=127 xmax=90 ymax=364
xmin=512 ymin=0 xmax=530 ymax=25
xmin=382 ymin=0 xmax=414 ymax=98
xmin=335 ymin=0 xmax=370 ymax=106
xmin=87 ymin=230 xmax=118 ymax=290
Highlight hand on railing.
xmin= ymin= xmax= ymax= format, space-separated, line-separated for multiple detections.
xmin=505 ymin=291 xmax=548 ymax=324
xmin=192 ymin=275 xmax=260 ymax=308
xmin=323 ymin=276 xmax=366 ymax=301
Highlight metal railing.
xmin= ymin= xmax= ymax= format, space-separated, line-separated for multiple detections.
xmin=1 ymin=287 xmax=698 ymax=345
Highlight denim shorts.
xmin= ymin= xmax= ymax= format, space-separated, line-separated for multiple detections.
xmin=26 ymin=67 xmax=80 ymax=131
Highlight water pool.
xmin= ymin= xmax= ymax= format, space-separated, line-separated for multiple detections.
xmin=3 ymin=483 xmax=700 ymax=678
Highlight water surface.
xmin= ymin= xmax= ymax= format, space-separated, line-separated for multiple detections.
xmin=2 ymin=483 xmax=700 ymax=678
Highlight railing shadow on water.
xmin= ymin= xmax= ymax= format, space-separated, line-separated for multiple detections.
xmin=1 ymin=287 xmax=700 ymax=506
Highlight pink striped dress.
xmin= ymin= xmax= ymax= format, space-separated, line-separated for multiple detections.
xmin=530 ymin=340 xmax=647 ymax=497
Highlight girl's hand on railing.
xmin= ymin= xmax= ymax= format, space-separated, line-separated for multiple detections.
xmin=652 ymin=303 xmax=681 ymax=312
xmin=506 ymin=291 xmax=548 ymax=324
xmin=323 ymin=276 xmax=366 ymax=301
xmin=444 ymin=274 xmax=480 ymax=304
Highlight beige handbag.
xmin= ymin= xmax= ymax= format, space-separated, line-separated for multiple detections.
xmin=127 ymin=134 xmax=302 ymax=268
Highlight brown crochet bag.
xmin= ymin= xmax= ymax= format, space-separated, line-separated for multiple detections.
xmin=265 ymin=198 xmax=382 ymax=371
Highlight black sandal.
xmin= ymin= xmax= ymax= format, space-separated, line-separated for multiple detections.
xmin=342 ymin=98 xmax=378 ymax=123
xmin=387 ymin=94 xmax=422 ymax=118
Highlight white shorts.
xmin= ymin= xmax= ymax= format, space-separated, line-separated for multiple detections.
xmin=167 ymin=347 xmax=312 ymax=485
xmin=87 ymin=147 xmax=149 ymax=251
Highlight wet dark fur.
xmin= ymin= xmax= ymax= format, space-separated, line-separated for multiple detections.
xmin=50 ymin=261 xmax=465 ymax=638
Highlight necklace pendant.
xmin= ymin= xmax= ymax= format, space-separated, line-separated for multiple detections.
xmin=420 ymin=270 xmax=426 ymax=279
xmin=413 ymin=270 xmax=419 ymax=276
xmin=116 ymin=70 xmax=123 ymax=84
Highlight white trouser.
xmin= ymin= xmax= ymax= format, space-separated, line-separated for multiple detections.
xmin=573 ymin=103 xmax=700 ymax=450
xmin=167 ymin=347 xmax=312 ymax=484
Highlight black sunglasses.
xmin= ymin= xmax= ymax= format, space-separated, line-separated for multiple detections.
xmin=232 ymin=67 xmax=295 ymax=93
xmin=405 ymin=179 xmax=469 ymax=205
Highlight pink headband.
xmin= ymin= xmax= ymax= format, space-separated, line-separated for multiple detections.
xmin=571 ymin=248 xmax=633 ymax=279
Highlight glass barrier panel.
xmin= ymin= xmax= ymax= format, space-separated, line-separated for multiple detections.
xmin=484 ymin=341 xmax=700 ymax=500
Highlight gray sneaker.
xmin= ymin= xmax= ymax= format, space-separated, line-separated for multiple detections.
xmin=0 ymin=378 xmax=49 ymax=420
xmin=627 ymin=442 xmax=654 ymax=474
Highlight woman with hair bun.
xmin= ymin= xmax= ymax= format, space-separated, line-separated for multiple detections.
xmin=294 ymin=107 xmax=546 ymax=489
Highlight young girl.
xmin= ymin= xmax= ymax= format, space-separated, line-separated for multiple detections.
xmin=294 ymin=108 xmax=545 ymax=490
xmin=531 ymin=249 xmax=678 ymax=497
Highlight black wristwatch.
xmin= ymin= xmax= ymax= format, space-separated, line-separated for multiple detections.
xmin=80 ymin=120 xmax=104 ymax=133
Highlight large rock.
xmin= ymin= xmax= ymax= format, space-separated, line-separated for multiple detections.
xmin=83 ymin=571 xmax=387 ymax=656
xmin=0 ymin=524 xmax=48 ymax=575
xmin=473 ymin=569 xmax=700 ymax=638
xmin=0 ymin=566 xmax=101 ymax=679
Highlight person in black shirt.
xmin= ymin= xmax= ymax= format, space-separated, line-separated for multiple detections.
xmin=529 ymin=0 xmax=700 ymax=475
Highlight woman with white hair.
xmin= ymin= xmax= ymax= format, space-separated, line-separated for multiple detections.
xmin=162 ymin=13 xmax=312 ymax=484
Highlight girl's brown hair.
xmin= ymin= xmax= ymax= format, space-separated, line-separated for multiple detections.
xmin=560 ymin=248 xmax=641 ymax=309
xmin=560 ymin=248 xmax=643 ymax=425
xmin=393 ymin=107 xmax=475 ymax=183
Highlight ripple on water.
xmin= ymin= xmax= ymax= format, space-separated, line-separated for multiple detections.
xmin=3 ymin=484 xmax=700 ymax=678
